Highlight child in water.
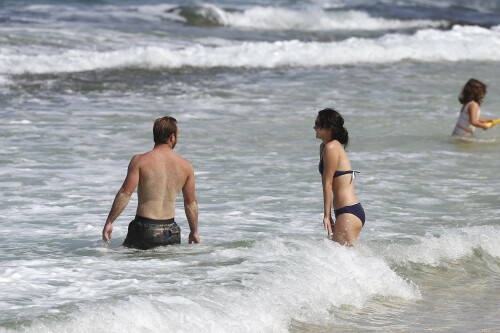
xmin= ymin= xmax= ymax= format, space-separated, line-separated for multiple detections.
xmin=452 ymin=78 xmax=495 ymax=136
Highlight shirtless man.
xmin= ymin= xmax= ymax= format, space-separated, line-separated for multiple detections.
xmin=102 ymin=116 xmax=199 ymax=249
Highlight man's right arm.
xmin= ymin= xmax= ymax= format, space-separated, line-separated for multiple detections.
xmin=182 ymin=162 xmax=199 ymax=244
xmin=102 ymin=156 xmax=140 ymax=243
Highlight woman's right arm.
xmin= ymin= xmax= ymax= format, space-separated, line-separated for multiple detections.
xmin=321 ymin=143 xmax=339 ymax=239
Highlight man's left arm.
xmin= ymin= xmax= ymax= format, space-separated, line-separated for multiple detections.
xmin=182 ymin=162 xmax=199 ymax=244
xmin=102 ymin=156 xmax=140 ymax=243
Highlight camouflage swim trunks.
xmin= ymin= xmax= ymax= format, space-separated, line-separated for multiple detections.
xmin=123 ymin=215 xmax=181 ymax=250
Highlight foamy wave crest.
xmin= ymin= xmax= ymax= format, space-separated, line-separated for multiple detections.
xmin=2 ymin=25 xmax=499 ymax=74
xmin=22 ymin=238 xmax=419 ymax=332
xmin=174 ymin=5 xmax=446 ymax=31
xmin=13 ymin=3 xmax=444 ymax=31
xmin=382 ymin=225 xmax=500 ymax=266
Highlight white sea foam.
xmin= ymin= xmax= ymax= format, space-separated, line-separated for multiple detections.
xmin=5 ymin=120 xmax=32 ymax=124
xmin=1 ymin=25 xmax=498 ymax=75
xmin=380 ymin=225 xmax=500 ymax=266
xmin=11 ymin=237 xmax=419 ymax=332
xmin=188 ymin=5 xmax=446 ymax=31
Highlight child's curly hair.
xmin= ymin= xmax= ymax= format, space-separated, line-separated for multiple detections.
xmin=459 ymin=78 xmax=487 ymax=105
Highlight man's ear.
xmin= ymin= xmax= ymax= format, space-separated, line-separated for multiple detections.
xmin=169 ymin=133 xmax=176 ymax=143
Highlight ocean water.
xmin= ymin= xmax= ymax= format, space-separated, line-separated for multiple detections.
xmin=1 ymin=0 xmax=500 ymax=332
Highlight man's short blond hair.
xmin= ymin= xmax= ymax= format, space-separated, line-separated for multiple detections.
xmin=153 ymin=117 xmax=177 ymax=144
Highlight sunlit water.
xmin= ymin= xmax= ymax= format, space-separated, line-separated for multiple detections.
xmin=1 ymin=0 xmax=499 ymax=332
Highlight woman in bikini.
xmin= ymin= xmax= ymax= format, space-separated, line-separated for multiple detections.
xmin=452 ymin=78 xmax=494 ymax=137
xmin=315 ymin=108 xmax=364 ymax=246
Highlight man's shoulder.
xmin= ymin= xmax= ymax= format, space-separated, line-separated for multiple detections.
xmin=128 ymin=150 xmax=157 ymax=168
xmin=163 ymin=150 xmax=193 ymax=170
xmin=129 ymin=152 xmax=145 ymax=163
xmin=136 ymin=148 xmax=193 ymax=171
xmin=131 ymin=151 xmax=149 ymax=162
xmin=177 ymin=154 xmax=193 ymax=170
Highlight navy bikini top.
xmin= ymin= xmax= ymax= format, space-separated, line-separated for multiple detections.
xmin=319 ymin=150 xmax=360 ymax=179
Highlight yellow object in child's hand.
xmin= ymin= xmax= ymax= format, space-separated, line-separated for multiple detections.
xmin=487 ymin=118 xmax=500 ymax=127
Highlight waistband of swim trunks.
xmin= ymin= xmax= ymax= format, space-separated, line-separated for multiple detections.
xmin=134 ymin=215 xmax=175 ymax=224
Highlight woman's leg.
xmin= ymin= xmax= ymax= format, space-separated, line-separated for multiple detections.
xmin=332 ymin=213 xmax=363 ymax=246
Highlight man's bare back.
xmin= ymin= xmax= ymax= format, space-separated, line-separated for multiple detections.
xmin=134 ymin=145 xmax=193 ymax=220
xmin=102 ymin=117 xmax=199 ymax=248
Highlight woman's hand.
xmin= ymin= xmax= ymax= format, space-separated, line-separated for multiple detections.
xmin=323 ymin=216 xmax=333 ymax=239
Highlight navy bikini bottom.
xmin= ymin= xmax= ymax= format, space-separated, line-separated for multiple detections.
xmin=334 ymin=202 xmax=365 ymax=226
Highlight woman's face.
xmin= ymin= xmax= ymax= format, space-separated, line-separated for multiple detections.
xmin=314 ymin=117 xmax=330 ymax=140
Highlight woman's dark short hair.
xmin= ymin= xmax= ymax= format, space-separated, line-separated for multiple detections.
xmin=459 ymin=78 xmax=487 ymax=105
xmin=317 ymin=108 xmax=349 ymax=148
xmin=153 ymin=116 xmax=177 ymax=144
